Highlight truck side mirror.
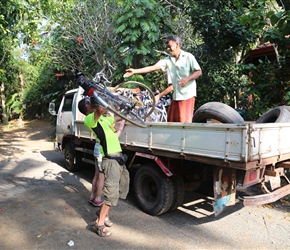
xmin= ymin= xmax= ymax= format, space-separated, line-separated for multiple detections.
xmin=49 ymin=102 xmax=56 ymax=115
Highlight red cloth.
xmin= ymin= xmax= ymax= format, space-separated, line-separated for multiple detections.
xmin=167 ymin=97 xmax=195 ymax=123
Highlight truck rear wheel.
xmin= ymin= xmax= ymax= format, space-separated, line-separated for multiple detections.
xmin=64 ymin=143 xmax=80 ymax=172
xmin=193 ymin=102 xmax=245 ymax=124
xmin=168 ymin=176 xmax=185 ymax=211
xmin=134 ymin=165 xmax=173 ymax=216
xmin=256 ymin=106 xmax=290 ymax=123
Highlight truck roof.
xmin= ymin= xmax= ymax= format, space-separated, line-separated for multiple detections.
xmin=65 ymin=88 xmax=78 ymax=95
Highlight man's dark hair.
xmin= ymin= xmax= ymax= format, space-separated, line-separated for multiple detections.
xmin=78 ymin=97 xmax=90 ymax=115
xmin=165 ymin=35 xmax=182 ymax=48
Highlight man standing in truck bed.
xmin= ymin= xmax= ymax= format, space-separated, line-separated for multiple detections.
xmin=124 ymin=34 xmax=202 ymax=123
xmin=78 ymin=97 xmax=129 ymax=237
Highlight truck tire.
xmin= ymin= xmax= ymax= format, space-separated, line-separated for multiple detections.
xmin=64 ymin=143 xmax=80 ymax=172
xmin=134 ymin=165 xmax=173 ymax=216
xmin=256 ymin=106 xmax=290 ymax=123
xmin=193 ymin=102 xmax=245 ymax=124
xmin=168 ymin=176 xmax=185 ymax=211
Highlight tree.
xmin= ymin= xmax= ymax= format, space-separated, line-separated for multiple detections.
xmin=1 ymin=0 xmax=289 ymax=121
xmin=0 ymin=0 xmax=61 ymax=121
xmin=50 ymin=0 xmax=119 ymax=77
xmin=115 ymin=0 xmax=171 ymax=67
xmin=239 ymin=3 xmax=290 ymax=119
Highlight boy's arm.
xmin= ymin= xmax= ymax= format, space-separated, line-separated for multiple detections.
xmin=116 ymin=120 xmax=125 ymax=137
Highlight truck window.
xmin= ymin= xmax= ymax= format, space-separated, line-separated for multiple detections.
xmin=62 ymin=95 xmax=74 ymax=112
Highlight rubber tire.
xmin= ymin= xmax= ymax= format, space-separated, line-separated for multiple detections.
xmin=134 ymin=165 xmax=173 ymax=216
xmin=168 ymin=176 xmax=185 ymax=211
xmin=193 ymin=102 xmax=245 ymax=124
xmin=285 ymin=106 xmax=290 ymax=112
xmin=64 ymin=142 xmax=80 ymax=172
xmin=256 ymin=106 xmax=290 ymax=123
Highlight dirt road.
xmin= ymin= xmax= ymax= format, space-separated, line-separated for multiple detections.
xmin=0 ymin=119 xmax=290 ymax=250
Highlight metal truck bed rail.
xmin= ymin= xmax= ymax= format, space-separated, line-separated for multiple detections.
xmin=74 ymin=120 xmax=290 ymax=170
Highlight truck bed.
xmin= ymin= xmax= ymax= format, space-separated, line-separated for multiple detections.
xmin=74 ymin=121 xmax=290 ymax=170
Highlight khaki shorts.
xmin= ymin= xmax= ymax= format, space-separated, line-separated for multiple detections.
xmin=102 ymin=158 xmax=130 ymax=206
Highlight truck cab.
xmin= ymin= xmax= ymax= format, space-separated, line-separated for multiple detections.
xmin=50 ymin=87 xmax=85 ymax=151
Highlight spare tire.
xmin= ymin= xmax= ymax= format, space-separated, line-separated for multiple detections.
xmin=193 ymin=102 xmax=245 ymax=124
xmin=256 ymin=106 xmax=290 ymax=123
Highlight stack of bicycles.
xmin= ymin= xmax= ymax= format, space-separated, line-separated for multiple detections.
xmin=75 ymin=66 xmax=156 ymax=128
xmin=147 ymin=94 xmax=171 ymax=122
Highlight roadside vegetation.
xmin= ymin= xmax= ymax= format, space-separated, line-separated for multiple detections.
xmin=0 ymin=0 xmax=289 ymax=123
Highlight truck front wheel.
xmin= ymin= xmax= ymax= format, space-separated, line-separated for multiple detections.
xmin=134 ymin=165 xmax=173 ymax=216
xmin=64 ymin=143 xmax=80 ymax=172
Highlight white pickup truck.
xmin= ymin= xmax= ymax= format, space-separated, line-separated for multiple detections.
xmin=49 ymin=86 xmax=290 ymax=216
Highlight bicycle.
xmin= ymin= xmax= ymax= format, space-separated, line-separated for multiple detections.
xmin=147 ymin=94 xmax=171 ymax=122
xmin=75 ymin=66 xmax=156 ymax=128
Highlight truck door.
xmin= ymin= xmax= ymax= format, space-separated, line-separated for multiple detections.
xmin=56 ymin=93 xmax=75 ymax=145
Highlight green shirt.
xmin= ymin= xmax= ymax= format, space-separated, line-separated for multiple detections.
xmin=157 ymin=50 xmax=201 ymax=100
xmin=84 ymin=113 xmax=122 ymax=157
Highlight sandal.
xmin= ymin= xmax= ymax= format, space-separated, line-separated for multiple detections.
xmin=95 ymin=211 xmax=113 ymax=227
xmin=104 ymin=218 xmax=113 ymax=227
xmin=90 ymin=221 xmax=111 ymax=237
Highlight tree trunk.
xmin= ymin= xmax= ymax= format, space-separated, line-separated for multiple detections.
xmin=0 ymin=82 xmax=7 ymax=124
xmin=18 ymin=72 xmax=24 ymax=120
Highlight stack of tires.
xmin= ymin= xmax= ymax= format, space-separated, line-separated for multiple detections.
xmin=192 ymin=102 xmax=290 ymax=124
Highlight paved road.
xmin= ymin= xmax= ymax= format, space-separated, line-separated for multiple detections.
xmin=0 ymin=120 xmax=290 ymax=250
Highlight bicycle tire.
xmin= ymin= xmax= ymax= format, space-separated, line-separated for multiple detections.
xmin=92 ymin=89 xmax=146 ymax=127
xmin=109 ymin=81 xmax=156 ymax=127
xmin=107 ymin=105 xmax=148 ymax=127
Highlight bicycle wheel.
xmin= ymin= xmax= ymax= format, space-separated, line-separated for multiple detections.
xmin=108 ymin=81 xmax=156 ymax=127
xmin=93 ymin=87 xmax=147 ymax=128
xmin=91 ymin=88 xmax=141 ymax=126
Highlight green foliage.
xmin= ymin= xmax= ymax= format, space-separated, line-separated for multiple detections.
xmin=1 ymin=0 xmax=290 ymax=122
xmin=239 ymin=7 xmax=290 ymax=119
xmin=182 ymin=0 xmax=290 ymax=118
xmin=241 ymin=57 xmax=290 ymax=120
xmin=5 ymin=93 xmax=23 ymax=119
xmin=184 ymin=1 xmax=258 ymax=110
xmin=115 ymin=0 xmax=170 ymax=68
xmin=189 ymin=0 xmax=262 ymax=53
xmin=49 ymin=0 xmax=120 ymax=78
xmin=0 ymin=47 xmax=20 ymax=101
xmin=265 ymin=10 xmax=290 ymax=51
